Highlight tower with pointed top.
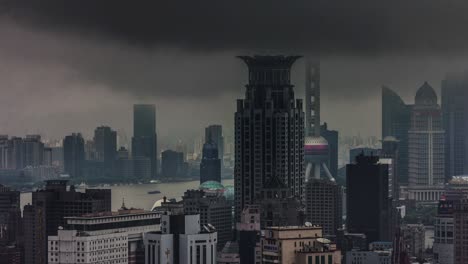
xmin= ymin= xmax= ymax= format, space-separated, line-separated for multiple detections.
xmin=408 ymin=82 xmax=445 ymax=200
xmin=234 ymin=55 xmax=305 ymax=221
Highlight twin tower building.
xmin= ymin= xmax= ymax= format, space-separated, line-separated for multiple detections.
xmin=234 ymin=56 xmax=340 ymax=235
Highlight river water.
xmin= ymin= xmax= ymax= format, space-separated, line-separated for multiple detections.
xmin=20 ymin=179 xmax=234 ymax=211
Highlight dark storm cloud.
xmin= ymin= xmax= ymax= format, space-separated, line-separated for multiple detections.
xmin=5 ymin=0 xmax=468 ymax=54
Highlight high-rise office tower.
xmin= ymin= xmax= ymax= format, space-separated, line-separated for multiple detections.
xmin=93 ymin=126 xmax=117 ymax=173
xmin=161 ymin=150 xmax=186 ymax=178
xmin=382 ymin=86 xmax=411 ymax=184
xmin=304 ymin=60 xmax=334 ymax=181
xmin=205 ymin=125 xmax=224 ymax=164
xmin=23 ymin=135 xmax=44 ymax=167
xmin=347 ymin=154 xmax=392 ymax=244
xmin=23 ymin=180 xmax=111 ymax=264
xmin=433 ymin=198 xmax=455 ymax=264
xmin=442 ymin=73 xmax=468 ymax=181
xmin=408 ymin=83 xmax=445 ymax=187
xmin=63 ymin=133 xmax=85 ymax=178
xmin=200 ymin=142 xmax=221 ymax=183
xmin=132 ymin=104 xmax=157 ymax=178
xmin=321 ymin=123 xmax=339 ymax=179
xmin=234 ymin=55 xmax=304 ymax=221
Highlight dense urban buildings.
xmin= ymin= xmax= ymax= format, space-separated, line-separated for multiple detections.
xmin=144 ymin=213 xmax=217 ymax=264
xmin=454 ymin=198 xmax=468 ymax=264
xmin=442 ymin=73 xmax=468 ymax=180
xmin=132 ymin=104 xmax=158 ymax=178
xmin=234 ymin=55 xmax=304 ymax=221
xmin=433 ymin=199 xmax=455 ymax=264
xmin=63 ymin=133 xmax=85 ymax=178
xmin=199 ymin=142 xmax=221 ymax=183
xmin=23 ymin=180 xmax=111 ymax=264
xmin=382 ymin=86 xmax=411 ymax=184
xmin=182 ymin=189 xmax=232 ymax=249
xmin=408 ymin=82 xmax=445 ymax=202
xmin=346 ymin=154 xmax=392 ymax=244
xmin=48 ymin=206 xmax=160 ymax=264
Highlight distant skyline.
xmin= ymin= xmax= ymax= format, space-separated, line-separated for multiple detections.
xmin=3 ymin=1 xmax=468 ymax=143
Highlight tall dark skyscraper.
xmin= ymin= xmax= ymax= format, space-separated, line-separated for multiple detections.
xmin=234 ymin=55 xmax=304 ymax=221
xmin=93 ymin=126 xmax=117 ymax=173
xmin=23 ymin=180 xmax=111 ymax=264
xmin=347 ymin=154 xmax=391 ymax=244
xmin=199 ymin=142 xmax=221 ymax=183
xmin=382 ymin=86 xmax=411 ymax=184
xmin=321 ymin=123 xmax=339 ymax=178
xmin=442 ymin=73 xmax=468 ymax=180
xmin=160 ymin=149 xmax=186 ymax=178
xmin=63 ymin=133 xmax=85 ymax=178
xmin=132 ymin=104 xmax=157 ymax=178
xmin=205 ymin=125 xmax=224 ymax=164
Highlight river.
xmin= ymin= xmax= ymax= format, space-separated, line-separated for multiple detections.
xmin=20 ymin=179 xmax=234 ymax=211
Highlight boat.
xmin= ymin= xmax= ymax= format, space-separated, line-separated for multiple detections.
xmin=147 ymin=190 xmax=161 ymax=194
xmin=149 ymin=180 xmax=161 ymax=184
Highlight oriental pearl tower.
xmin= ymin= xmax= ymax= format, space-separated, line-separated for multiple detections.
xmin=304 ymin=59 xmax=335 ymax=181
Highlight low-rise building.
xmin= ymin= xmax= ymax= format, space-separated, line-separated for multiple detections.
xmin=261 ymin=224 xmax=341 ymax=264
xmin=345 ymin=250 xmax=392 ymax=264
xmin=48 ymin=207 xmax=160 ymax=264
xmin=144 ymin=214 xmax=217 ymax=264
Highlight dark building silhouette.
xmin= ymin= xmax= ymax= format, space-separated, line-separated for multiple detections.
xmin=382 ymin=86 xmax=411 ymax=184
xmin=259 ymin=175 xmax=304 ymax=228
xmin=442 ymin=73 xmax=468 ymax=180
xmin=349 ymin=147 xmax=381 ymax=164
xmin=161 ymin=150 xmax=186 ymax=178
xmin=23 ymin=180 xmax=111 ymax=264
xmin=305 ymin=178 xmax=342 ymax=237
xmin=382 ymin=136 xmax=400 ymax=200
xmin=234 ymin=55 xmax=304 ymax=221
xmin=93 ymin=126 xmax=117 ymax=174
xmin=63 ymin=133 xmax=85 ymax=178
xmin=182 ymin=189 xmax=232 ymax=249
xmin=0 ymin=185 xmax=21 ymax=246
xmin=132 ymin=104 xmax=158 ymax=178
xmin=346 ymin=154 xmax=392 ymax=244
xmin=321 ymin=123 xmax=339 ymax=178
xmin=199 ymin=142 xmax=221 ymax=184
xmin=205 ymin=125 xmax=224 ymax=164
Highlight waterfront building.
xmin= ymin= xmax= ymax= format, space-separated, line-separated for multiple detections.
xmin=63 ymin=133 xmax=85 ymax=178
xmin=199 ymin=142 xmax=221 ymax=183
xmin=132 ymin=104 xmax=158 ymax=178
xmin=205 ymin=125 xmax=224 ymax=164
xmin=161 ymin=150 xmax=186 ymax=179
xmin=93 ymin=126 xmax=117 ymax=173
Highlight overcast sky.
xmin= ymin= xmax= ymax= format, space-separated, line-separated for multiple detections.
xmin=2 ymin=1 xmax=468 ymax=147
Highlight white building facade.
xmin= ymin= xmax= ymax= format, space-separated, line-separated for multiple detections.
xmin=48 ymin=209 xmax=160 ymax=264
xmin=144 ymin=214 xmax=217 ymax=264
